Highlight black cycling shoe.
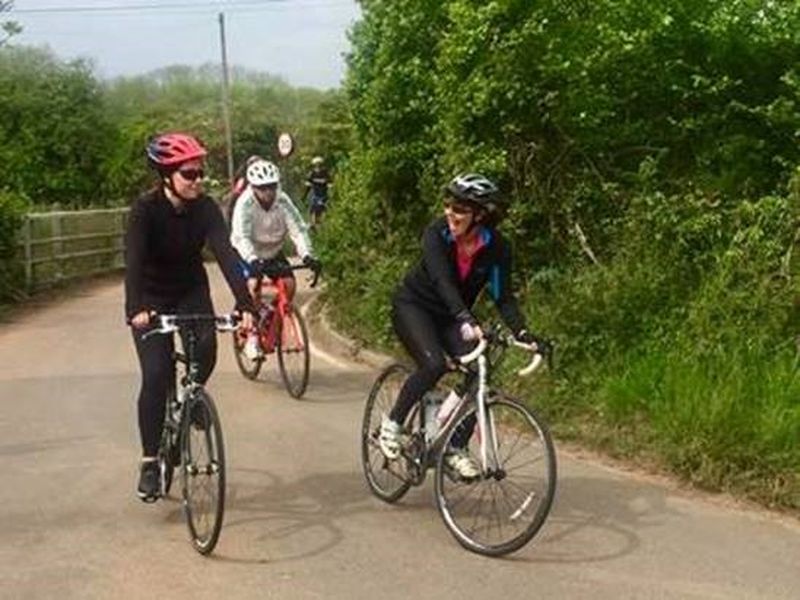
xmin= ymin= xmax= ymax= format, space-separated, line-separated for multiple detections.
xmin=137 ymin=460 xmax=160 ymax=503
xmin=189 ymin=401 xmax=208 ymax=431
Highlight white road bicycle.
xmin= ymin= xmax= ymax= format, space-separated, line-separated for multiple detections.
xmin=361 ymin=325 xmax=557 ymax=556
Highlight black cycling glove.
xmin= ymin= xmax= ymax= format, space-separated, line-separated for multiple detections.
xmin=302 ymin=255 xmax=322 ymax=274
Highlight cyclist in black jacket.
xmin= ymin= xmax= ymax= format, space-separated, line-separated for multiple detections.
xmin=125 ymin=132 xmax=255 ymax=502
xmin=380 ymin=173 xmax=541 ymax=479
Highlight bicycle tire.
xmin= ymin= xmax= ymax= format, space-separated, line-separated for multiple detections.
xmin=180 ymin=388 xmax=226 ymax=555
xmin=232 ymin=327 xmax=263 ymax=380
xmin=158 ymin=385 xmax=181 ymax=497
xmin=361 ymin=363 xmax=415 ymax=503
xmin=276 ymin=307 xmax=310 ymax=399
xmin=434 ymin=392 xmax=556 ymax=556
xmin=158 ymin=431 xmax=176 ymax=497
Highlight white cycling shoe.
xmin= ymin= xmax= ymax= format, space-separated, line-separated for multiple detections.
xmin=444 ymin=449 xmax=481 ymax=480
xmin=243 ymin=334 xmax=263 ymax=361
xmin=379 ymin=416 xmax=402 ymax=460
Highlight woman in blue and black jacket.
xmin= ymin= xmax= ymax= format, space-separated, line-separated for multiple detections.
xmin=380 ymin=173 xmax=541 ymax=479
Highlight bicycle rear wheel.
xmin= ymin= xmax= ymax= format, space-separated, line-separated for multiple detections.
xmin=232 ymin=327 xmax=263 ymax=380
xmin=277 ymin=307 xmax=310 ymax=398
xmin=180 ymin=388 xmax=226 ymax=555
xmin=434 ymin=392 xmax=556 ymax=556
xmin=361 ymin=363 xmax=415 ymax=503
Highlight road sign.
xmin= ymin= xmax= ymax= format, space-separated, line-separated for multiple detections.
xmin=277 ymin=132 xmax=294 ymax=158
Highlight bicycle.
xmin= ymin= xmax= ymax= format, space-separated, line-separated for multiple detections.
xmin=232 ymin=261 xmax=319 ymax=398
xmin=144 ymin=313 xmax=238 ymax=555
xmin=360 ymin=325 xmax=557 ymax=556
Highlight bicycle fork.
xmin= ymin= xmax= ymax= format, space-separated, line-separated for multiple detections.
xmin=475 ymin=355 xmax=502 ymax=476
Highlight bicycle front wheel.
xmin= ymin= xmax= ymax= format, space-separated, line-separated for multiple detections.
xmin=277 ymin=307 xmax=310 ymax=398
xmin=157 ymin=425 xmax=177 ymax=497
xmin=361 ymin=363 xmax=414 ymax=503
xmin=434 ymin=392 xmax=556 ymax=556
xmin=180 ymin=388 xmax=226 ymax=555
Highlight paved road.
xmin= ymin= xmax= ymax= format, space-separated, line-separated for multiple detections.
xmin=1 ymin=269 xmax=798 ymax=600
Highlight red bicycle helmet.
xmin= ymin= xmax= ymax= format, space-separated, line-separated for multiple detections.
xmin=146 ymin=133 xmax=207 ymax=169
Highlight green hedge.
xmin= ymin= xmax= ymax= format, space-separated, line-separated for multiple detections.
xmin=0 ymin=189 xmax=28 ymax=302
xmin=320 ymin=0 xmax=800 ymax=509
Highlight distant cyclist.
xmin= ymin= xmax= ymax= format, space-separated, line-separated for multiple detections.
xmin=304 ymin=156 xmax=332 ymax=228
xmin=379 ymin=173 xmax=541 ymax=479
xmin=230 ymin=158 xmax=321 ymax=359
xmin=223 ymin=155 xmax=262 ymax=225
xmin=125 ymin=132 xmax=255 ymax=502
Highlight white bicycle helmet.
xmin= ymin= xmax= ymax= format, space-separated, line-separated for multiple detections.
xmin=445 ymin=173 xmax=502 ymax=214
xmin=246 ymin=159 xmax=280 ymax=186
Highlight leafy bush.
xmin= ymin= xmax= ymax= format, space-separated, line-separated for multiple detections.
xmin=0 ymin=189 xmax=28 ymax=302
xmin=0 ymin=47 xmax=114 ymax=207
xmin=321 ymin=0 xmax=800 ymax=509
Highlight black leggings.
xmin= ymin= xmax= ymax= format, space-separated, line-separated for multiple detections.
xmin=390 ymin=299 xmax=476 ymax=447
xmin=131 ymin=291 xmax=217 ymax=456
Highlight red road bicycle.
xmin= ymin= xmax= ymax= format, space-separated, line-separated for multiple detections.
xmin=232 ymin=262 xmax=319 ymax=398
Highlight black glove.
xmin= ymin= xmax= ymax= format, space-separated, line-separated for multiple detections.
xmin=515 ymin=329 xmax=543 ymax=347
xmin=251 ymin=259 xmax=283 ymax=280
xmin=303 ymin=255 xmax=322 ymax=274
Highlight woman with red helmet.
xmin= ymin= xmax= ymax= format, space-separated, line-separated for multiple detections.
xmin=125 ymin=132 xmax=255 ymax=502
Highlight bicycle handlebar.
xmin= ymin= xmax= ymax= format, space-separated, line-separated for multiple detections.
xmin=455 ymin=329 xmax=552 ymax=377
xmin=142 ymin=313 xmax=240 ymax=340
xmin=457 ymin=338 xmax=488 ymax=364
xmin=253 ymin=261 xmax=320 ymax=288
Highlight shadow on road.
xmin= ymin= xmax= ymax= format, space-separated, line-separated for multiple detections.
xmin=202 ymin=468 xmax=380 ymax=565
xmin=225 ymin=366 xmax=373 ymax=405
xmin=503 ymin=472 xmax=684 ymax=563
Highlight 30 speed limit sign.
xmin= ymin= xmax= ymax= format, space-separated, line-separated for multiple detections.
xmin=277 ymin=132 xmax=294 ymax=158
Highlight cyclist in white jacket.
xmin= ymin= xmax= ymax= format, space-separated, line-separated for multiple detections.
xmin=230 ymin=159 xmax=320 ymax=358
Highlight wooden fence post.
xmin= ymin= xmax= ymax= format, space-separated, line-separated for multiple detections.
xmin=23 ymin=216 xmax=32 ymax=291
xmin=53 ymin=213 xmax=64 ymax=280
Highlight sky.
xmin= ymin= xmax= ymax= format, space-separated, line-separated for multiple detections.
xmin=7 ymin=0 xmax=362 ymax=89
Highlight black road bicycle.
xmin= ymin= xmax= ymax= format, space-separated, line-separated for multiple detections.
xmin=144 ymin=313 xmax=237 ymax=555
xmin=361 ymin=325 xmax=557 ymax=556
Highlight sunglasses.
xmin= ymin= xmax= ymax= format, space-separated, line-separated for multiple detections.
xmin=254 ymin=183 xmax=278 ymax=192
xmin=443 ymin=200 xmax=474 ymax=215
xmin=177 ymin=168 xmax=205 ymax=182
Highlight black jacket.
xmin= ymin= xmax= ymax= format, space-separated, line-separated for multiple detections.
xmin=395 ymin=217 xmax=527 ymax=334
xmin=124 ymin=188 xmax=255 ymax=319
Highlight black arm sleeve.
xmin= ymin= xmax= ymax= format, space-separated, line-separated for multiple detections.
xmin=421 ymin=224 xmax=474 ymax=323
xmin=124 ymin=199 xmax=149 ymax=320
xmin=205 ymin=200 xmax=257 ymax=314
xmin=492 ymin=238 xmax=527 ymax=335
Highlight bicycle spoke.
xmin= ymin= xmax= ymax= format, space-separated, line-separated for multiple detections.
xmin=278 ymin=311 xmax=310 ymax=398
xmin=435 ymin=396 xmax=556 ymax=555
xmin=443 ymin=474 xmax=484 ymax=511
xmin=503 ymin=454 xmax=547 ymax=473
xmin=181 ymin=392 xmax=225 ymax=554
xmin=361 ymin=364 xmax=414 ymax=503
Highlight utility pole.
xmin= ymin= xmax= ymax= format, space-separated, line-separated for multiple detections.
xmin=218 ymin=12 xmax=234 ymax=186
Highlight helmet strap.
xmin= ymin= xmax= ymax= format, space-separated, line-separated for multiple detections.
xmin=466 ymin=207 xmax=487 ymax=233
xmin=163 ymin=173 xmax=193 ymax=206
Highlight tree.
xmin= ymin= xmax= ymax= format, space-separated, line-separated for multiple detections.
xmin=1 ymin=1 xmax=22 ymax=47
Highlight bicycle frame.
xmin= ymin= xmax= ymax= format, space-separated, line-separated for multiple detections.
xmin=253 ymin=277 xmax=289 ymax=353
xmin=414 ymin=334 xmax=545 ymax=478
xmin=251 ymin=265 xmax=315 ymax=354
xmin=147 ymin=314 xmax=239 ymax=417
